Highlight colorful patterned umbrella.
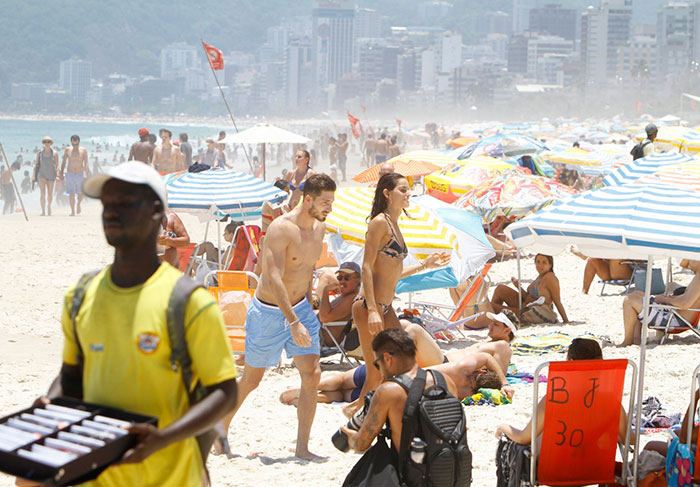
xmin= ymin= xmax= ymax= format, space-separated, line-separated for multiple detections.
xmin=450 ymin=133 xmax=548 ymax=159
xmin=454 ymin=173 xmax=577 ymax=222
xmin=424 ymin=156 xmax=522 ymax=203
xmin=545 ymin=148 xmax=617 ymax=176
xmin=325 ymin=187 xmax=457 ymax=260
xmin=352 ymin=153 xmax=445 ymax=183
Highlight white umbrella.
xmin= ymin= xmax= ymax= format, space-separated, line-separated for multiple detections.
xmin=219 ymin=123 xmax=311 ymax=180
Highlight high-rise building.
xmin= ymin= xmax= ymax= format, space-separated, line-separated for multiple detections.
xmin=657 ymin=2 xmax=700 ymax=79
xmin=267 ymin=26 xmax=290 ymax=57
xmin=59 ymin=57 xmax=92 ymax=101
xmin=526 ymin=35 xmax=574 ymax=79
xmin=312 ymin=1 xmax=354 ymax=93
xmin=581 ymin=0 xmax=633 ymax=85
xmin=160 ymin=43 xmax=199 ymax=79
xmin=617 ymin=35 xmax=657 ymax=82
xmin=286 ymin=40 xmax=313 ymax=108
xmin=512 ymin=0 xmax=537 ymax=34
xmin=439 ymin=32 xmax=462 ymax=73
xmin=529 ymin=4 xmax=577 ymax=41
xmin=354 ymin=7 xmax=382 ymax=39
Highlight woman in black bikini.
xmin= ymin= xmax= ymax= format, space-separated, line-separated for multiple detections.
xmin=344 ymin=172 xmax=447 ymax=415
xmin=285 ymin=149 xmax=315 ymax=209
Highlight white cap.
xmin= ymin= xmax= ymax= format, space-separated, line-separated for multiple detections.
xmin=82 ymin=161 xmax=168 ymax=210
xmin=486 ymin=312 xmax=517 ymax=336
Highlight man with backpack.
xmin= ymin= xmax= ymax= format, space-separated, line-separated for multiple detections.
xmin=32 ymin=162 xmax=238 ymax=487
xmin=343 ymin=328 xmax=472 ymax=487
xmin=631 ymin=123 xmax=658 ymax=160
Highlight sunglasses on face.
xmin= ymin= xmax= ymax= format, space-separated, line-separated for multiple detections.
xmin=372 ymin=352 xmax=394 ymax=370
xmin=336 ymin=274 xmax=356 ymax=281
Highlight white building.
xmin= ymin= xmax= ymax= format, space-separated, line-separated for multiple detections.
xmin=59 ymin=57 xmax=92 ymax=101
xmin=160 ymin=42 xmax=200 ymax=79
xmin=657 ymin=2 xmax=700 ymax=79
xmin=581 ymin=0 xmax=633 ymax=86
xmin=526 ymin=35 xmax=574 ymax=80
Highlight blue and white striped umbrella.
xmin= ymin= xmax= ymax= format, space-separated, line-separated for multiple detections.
xmin=165 ymin=170 xmax=287 ymax=221
xmin=603 ymin=152 xmax=695 ymax=187
xmin=505 ymin=184 xmax=700 ymax=260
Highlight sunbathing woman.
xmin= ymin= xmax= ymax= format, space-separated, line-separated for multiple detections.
xmin=495 ymin=338 xmax=627 ymax=444
xmin=570 ymin=246 xmax=638 ymax=294
xmin=344 ymin=172 xmax=447 ymax=415
xmin=489 ymin=253 xmax=569 ymax=324
xmin=285 ymin=149 xmax=315 ymax=209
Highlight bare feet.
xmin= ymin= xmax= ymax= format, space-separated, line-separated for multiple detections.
xmin=279 ymin=389 xmax=300 ymax=406
xmin=342 ymin=399 xmax=361 ymax=419
xmin=295 ymin=449 xmax=328 ymax=462
xmin=47 ymin=206 xmax=51 ymax=216
xmin=77 ymin=201 xmax=81 ymax=214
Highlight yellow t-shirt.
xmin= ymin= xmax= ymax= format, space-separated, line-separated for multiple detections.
xmin=61 ymin=263 xmax=237 ymax=487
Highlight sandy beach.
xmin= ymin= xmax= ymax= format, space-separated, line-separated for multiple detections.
xmin=0 ymin=195 xmax=698 ymax=486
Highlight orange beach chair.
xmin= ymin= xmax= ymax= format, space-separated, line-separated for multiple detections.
xmin=205 ymin=270 xmax=258 ymax=354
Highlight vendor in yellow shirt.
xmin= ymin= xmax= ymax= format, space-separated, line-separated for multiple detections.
xmin=33 ymin=162 xmax=238 ymax=487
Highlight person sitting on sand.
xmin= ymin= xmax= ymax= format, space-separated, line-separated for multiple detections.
xmin=619 ymin=259 xmax=700 ymax=347
xmin=316 ymin=261 xmax=362 ymax=346
xmin=195 ymin=220 xmax=243 ymax=265
xmin=570 ymin=246 xmax=640 ymax=294
xmin=157 ymin=210 xmax=191 ymax=268
xmin=495 ymin=338 xmax=627 ymax=445
xmin=280 ymin=347 xmax=512 ymax=406
xmin=490 ymin=254 xmax=569 ymax=324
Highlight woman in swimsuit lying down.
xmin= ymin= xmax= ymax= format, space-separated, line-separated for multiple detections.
xmin=489 ymin=253 xmax=569 ymax=323
xmin=344 ymin=172 xmax=448 ymax=416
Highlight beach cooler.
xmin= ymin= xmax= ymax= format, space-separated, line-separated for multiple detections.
xmin=0 ymin=397 xmax=156 ymax=486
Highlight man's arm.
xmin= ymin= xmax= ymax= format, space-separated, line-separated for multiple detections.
xmin=658 ymin=273 xmax=700 ymax=309
xmin=45 ymin=363 xmax=83 ymax=401
xmin=128 ymin=145 xmax=135 ymax=161
xmin=82 ymin=148 xmax=90 ymax=176
xmin=462 ymin=352 xmax=513 ymax=399
xmin=159 ymin=213 xmax=190 ymax=249
xmin=121 ymin=379 xmax=237 ymax=464
xmin=318 ymin=289 xmax=352 ymax=323
xmin=343 ymin=384 xmax=394 ymax=453
xmin=60 ymin=149 xmax=68 ymax=176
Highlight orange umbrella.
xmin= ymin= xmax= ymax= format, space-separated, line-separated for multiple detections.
xmin=447 ymin=136 xmax=478 ymax=148
xmin=352 ymin=158 xmax=441 ymax=183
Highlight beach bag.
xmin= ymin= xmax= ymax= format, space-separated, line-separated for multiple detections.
xmin=392 ymin=368 xmax=472 ymax=487
xmin=342 ymin=433 xmax=401 ymax=487
xmin=631 ymin=140 xmax=651 ymax=160
xmin=495 ymin=437 xmax=532 ymax=487
xmin=520 ymin=303 xmax=558 ymax=325
xmin=70 ymin=272 xmax=218 ymax=473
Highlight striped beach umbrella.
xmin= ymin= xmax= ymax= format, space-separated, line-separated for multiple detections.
xmin=424 ymin=156 xmax=517 ymax=203
xmin=676 ymin=130 xmax=700 ymax=154
xmin=505 ymin=184 xmax=700 ymax=259
xmin=546 ymin=148 xmax=616 ymax=176
xmin=325 ymin=187 xmax=457 ymax=260
xmin=636 ymin=171 xmax=700 ymax=192
xmin=602 ymin=152 xmax=696 ymax=187
xmin=388 ymin=150 xmax=460 ymax=167
xmin=165 ymin=169 xmax=287 ymax=221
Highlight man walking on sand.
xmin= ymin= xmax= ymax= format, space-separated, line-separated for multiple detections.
xmin=128 ymin=128 xmax=155 ymax=164
xmin=218 ymin=173 xmax=336 ymax=461
xmin=60 ymin=134 xmax=90 ymax=216
xmin=153 ymin=129 xmax=183 ymax=174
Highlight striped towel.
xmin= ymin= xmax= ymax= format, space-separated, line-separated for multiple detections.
xmin=511 ymin=331 xmax=599 ymax=356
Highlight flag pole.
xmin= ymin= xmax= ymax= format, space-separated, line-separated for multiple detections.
xmin=0 ymin=141 xmax=29 ymax=221
xmin=200 ymin=40 xmax=255 ymax=176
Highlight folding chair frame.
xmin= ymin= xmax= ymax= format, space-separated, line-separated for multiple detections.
xmin=320 ymin=321 xmax=361 ymax=367
xmin=647 ymin=304 xmax=700 ymax=345
xmin=599 ymin=261 xmax=641 ymax=296
xmin=530 ymin=359 xmax=638 ymax=487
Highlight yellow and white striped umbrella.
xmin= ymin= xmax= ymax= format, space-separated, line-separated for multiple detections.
xmin=633 ymin=126 xmax=691 ymax=151
xmin=675 ymin=130 xmax=700 ymax=154
xmin=385 ymin=150 xmax=460 ymax=168
xmin=325 ymin=187 xmax=457 ymax=259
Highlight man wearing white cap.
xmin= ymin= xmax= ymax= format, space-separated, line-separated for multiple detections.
xmin=35 ymin=162 xmax=238 ymax=487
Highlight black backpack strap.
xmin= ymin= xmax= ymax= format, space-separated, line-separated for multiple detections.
xmin=397 ymin=368 xmax=426 ymax=482
xmin=70 ymin=270 xmax=101 ymax=372
xmin=166 ymin=275 xmax=206 ymax=404
xmin=428 ymin=369 xmax=448 ymax=392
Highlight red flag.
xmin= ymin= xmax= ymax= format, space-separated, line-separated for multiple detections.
xmin=347 ymin=111 xmax=361 ymax=139
xmin=202 ymin=41 xmax=224 ymax=70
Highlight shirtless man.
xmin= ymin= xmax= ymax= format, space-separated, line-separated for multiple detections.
xmin=157 ymin=211 xmax=190 ymax=268
xmin=620 ymin=259 xmax=700 ymax=346
xmin=127 ymin=128 xmax=155 ymax=164
xmin=363 ymin=134 xmax=376 ymax=166
xmin=219 ymin=174 xmax=336 ymax=460
xmin=152 ymin=129 xmax=183 ymax=174
xmin=60 ymin=134 xmax=89 ymax=216
xmin=375 ymin=133 xmax=389 ymax=163
xmin=317 ymin=261 xmax=362 ymax=346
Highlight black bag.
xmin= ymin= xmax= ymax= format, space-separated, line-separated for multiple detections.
xmin=495 ymin=437 xmax=532 ymax=487
xmin=342 ymin=433 xmax=401 ymax=487
xmin=393 ymin=368 xmax=472 ymax=487
xmin=630 ymin=140 xmax=651 ymax=160
xmin=188 ymin=162 xmax=211 ymax=173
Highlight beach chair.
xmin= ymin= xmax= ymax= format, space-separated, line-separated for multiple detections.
xmin=599 ymin=261 xmax=642 ymax=296
xmin=645 ymin=303 xmax=700 ymax=345
xmin=177 ymin=243 xmax=197 ymax=274
xmin=411 ymin=264 xmax=492 ymax=341
xmin=205 ymin=270 xmax=258 ymax=354
xmin=320 ymin=319 xmax=361 ymax=367
xmin=529 ymin=358 xmax=638 ymax=486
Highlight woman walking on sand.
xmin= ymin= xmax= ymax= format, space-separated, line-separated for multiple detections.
xmin=344 ymin=172 xmax=447 ymax=415
xmin=34 ymin=136 xmax=59 ymax=216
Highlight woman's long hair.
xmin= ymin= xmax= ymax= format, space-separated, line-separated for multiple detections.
xmin=369 ymin=172 xmax=407 ymax=221
xmin=535 ymin=253 xmax=554 ymax=274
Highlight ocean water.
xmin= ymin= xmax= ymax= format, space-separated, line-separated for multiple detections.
xmin=0 ymin=118 xmax=223 ymax=164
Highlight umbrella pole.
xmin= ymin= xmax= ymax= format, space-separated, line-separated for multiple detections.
xmin=0 ymin=141 xmax=29 ymax=221
xmin=517 ymin=250 xmax=522 ymax=312
xmin=633 ymin=256 xmax=653 ymax=486
xmin=217 ymin=218 xmax=222 ymax=270
xmin=263 ymin=143 xmax=266 ymax=181
xmin=666 ymin=257 xmax=673 ymax=293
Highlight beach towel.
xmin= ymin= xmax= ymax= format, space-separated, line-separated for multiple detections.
xmin=462 ymin=388 xmax=512 ymax=406
xmin=666 ymin=437 xmax=698 ymax=487
xmin=511 ymin=331 xmax=598 ymax=356
xmin=506 ymin=363 xmax=547 ymax=384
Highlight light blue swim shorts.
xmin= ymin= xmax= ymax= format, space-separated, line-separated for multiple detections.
xmin=244 ymin=296 xmax=320 ymax=368
xmin=65 ymin=172 xmax=83 ymax=194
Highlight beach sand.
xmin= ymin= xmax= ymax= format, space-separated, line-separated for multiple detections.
xmin=0 ymin=199 xmax=698 ymax=487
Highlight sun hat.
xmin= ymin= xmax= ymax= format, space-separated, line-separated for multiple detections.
xmin=486 ymin=311 xmax=517 ymax=336
xmin=82 ymin=161 xmax=168 ymax=210
xmin=42 ymin=136 xmax=53 ymax=144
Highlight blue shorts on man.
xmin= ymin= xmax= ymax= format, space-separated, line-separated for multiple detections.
xmin=65 ymin=172 xmax=84 ymax=195
xmin=245 ymin=296 xmax=321 ymax=368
